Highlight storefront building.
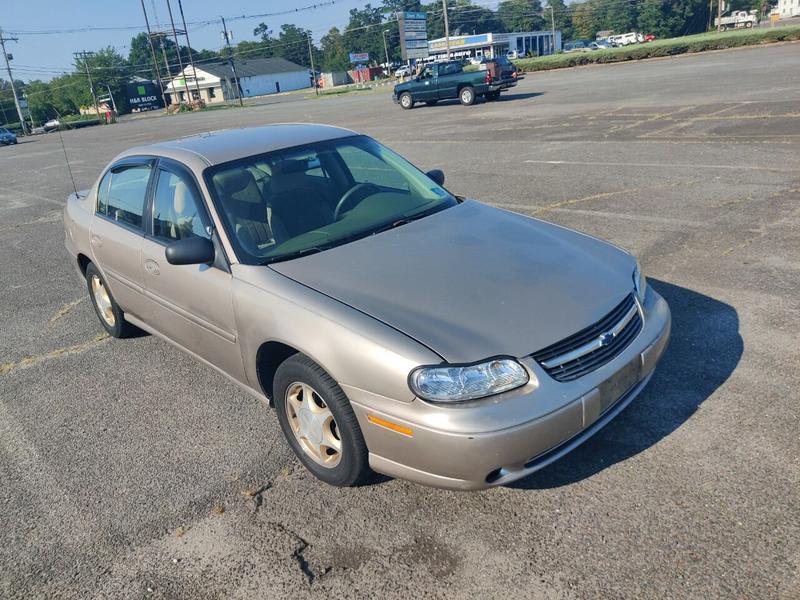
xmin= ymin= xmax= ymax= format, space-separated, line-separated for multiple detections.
xmin=427 ymin=31 xmax=562 ymax=60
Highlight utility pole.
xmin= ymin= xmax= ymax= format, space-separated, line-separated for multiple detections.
xmin=165 ymin=0 xmax=192 ymax=103
xmin=442 ymin=0 xmax=451 ymax=60
xmin=221 ymin=17 xmax=243 ymax=106
xmin=306 ymin=30 xmax=318 ymax=96
xmin=103 ymin=84 xmax=118 ymax=114
xmin=0 ymin=28 xmax=27 ymax=134
xmin=177 ymin=0 xmax=202 ymax=101
xmin=382 ymin=29 xmax=390 ymax=71
xmin=717 ymin=0 xmax=724 ymax=32
xmin=549 ymin=4 xmax=556 ymax=54
xmin=139 ymin=0 xmax=168 ymax=110
xmin=74 ymin=50 xmax=102 ymax=124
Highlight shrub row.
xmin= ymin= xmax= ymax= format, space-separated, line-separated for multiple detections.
xmin=515 ymin=26 xmax=800 ymax=73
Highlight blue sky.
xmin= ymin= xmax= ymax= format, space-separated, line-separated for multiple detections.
xmin=3 ymin=0 xmax=370 ymax=81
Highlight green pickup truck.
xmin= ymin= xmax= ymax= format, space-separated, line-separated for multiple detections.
xmin=392 ymin=60 xmax=517 ymax=109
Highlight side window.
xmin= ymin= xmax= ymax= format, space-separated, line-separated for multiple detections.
xmin=96 ymin=170 xmax=112 ymax=215
xmin=107 ymin=165 xmax=151 ymax=229
xmin=336 ymin=144 xmax=409 ymax=191
xmin=152 ymin=169 xmax=209 ymax=242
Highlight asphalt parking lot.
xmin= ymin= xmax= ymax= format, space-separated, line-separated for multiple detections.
xmin=2 ymin=43 xmax=799 ymax=599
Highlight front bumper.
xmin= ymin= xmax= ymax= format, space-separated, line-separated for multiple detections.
xmin=347 ymin=286 xmax=671 ymax=490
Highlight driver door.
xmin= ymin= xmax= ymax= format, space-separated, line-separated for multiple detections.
xmin=414 ymin=65 xmax=438 ymax=102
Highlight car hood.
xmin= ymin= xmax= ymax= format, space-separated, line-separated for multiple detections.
xmin=270 ymin=200 xmax=636 ymax=363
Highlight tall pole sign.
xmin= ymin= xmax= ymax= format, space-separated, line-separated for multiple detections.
xmin=397 ymin=12 xmax=429 ymax=62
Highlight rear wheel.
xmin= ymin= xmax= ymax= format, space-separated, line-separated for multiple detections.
xmin=85 ymin=262 xmax=138 ymax=338
xmin=274 ymin=354 xmax=371 ymax=487
xmin=745 ymin=21 xmax=753 ymax=28
xmin=399 ymin=92 xmax=414 ymax=109
xmin=459 ymin=86 xmax=475 ymax=106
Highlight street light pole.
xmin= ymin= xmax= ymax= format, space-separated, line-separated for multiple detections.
xmin=549 ymin=5 xmax=556 ymax=54
xmin=0 ymin=28 xmax=27 ymax=134
xmin=307 ymin=30 xmax=318 ymax=96
xmin=382 ymin=30 xmax=390 ymax=71
xmin=442 ymin=0 xmax=451 ymax=60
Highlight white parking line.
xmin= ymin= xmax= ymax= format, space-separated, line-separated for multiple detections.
xmin=523 ymin=160 xmax=790 ymax=171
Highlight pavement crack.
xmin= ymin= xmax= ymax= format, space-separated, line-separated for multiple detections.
xmin=264 ymin=521 xmax=317 ymax=584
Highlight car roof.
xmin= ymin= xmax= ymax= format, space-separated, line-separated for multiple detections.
xmin=121 ymin=123 xmax=358 ymax=169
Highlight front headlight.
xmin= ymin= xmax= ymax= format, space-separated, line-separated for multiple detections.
xmin=633 ymin=262 xmax=647 ymax=303
xmin=409 ymin=358 xmax=529 ymax=403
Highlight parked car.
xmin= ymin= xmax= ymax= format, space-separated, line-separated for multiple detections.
xmin=44 ymin=118 xmax=61 ymax=131
xmin=393 ymin=59 xmax=516 ymax=108
xmin=506 ymin=50 xmax=522 ymax=60
xmin=588 ymin=41 xmax=612 ymax=50
xmin=0 ymin=127 xmax=18 ymax=145
xmin=608 ymin=32 xmax=640 ymax=46
xmin=644 ymin=34 xmax=656 ymax=42
xmin=564 ymin=40 xmax=591 ymax=53
xmin=467 ymin=56 xmax=484 ymax=65
xmin=63 ymin=124 xmax=671 ymax=490
xmin=394 ymin=65 xmax=412 ymax=78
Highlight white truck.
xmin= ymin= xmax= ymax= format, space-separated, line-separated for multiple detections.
xmin=715 ymin=10 xmax=758 ymax=31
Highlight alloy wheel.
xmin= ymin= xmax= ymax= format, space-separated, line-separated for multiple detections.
xmin=285 ymin=382 xmax=342 ymax=468
xmin=90 ymin=274 xmax=116 ymax=327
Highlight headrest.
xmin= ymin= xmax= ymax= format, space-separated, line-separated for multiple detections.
xmin=273 ymin=159 xmax=308 ymax=175
xmin=213 ymin=168 xmax=255 ymax=197
xmin=173 ymin=180 xmax=188 ymax=214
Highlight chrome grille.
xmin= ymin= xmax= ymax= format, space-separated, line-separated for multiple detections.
xmin=532 ymin=294 xmax=642 ymax=382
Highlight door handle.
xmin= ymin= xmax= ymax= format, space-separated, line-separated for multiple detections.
xmin=144 ymin=259 xmax=160 ymax=276
xmin=90 ymin=235 xmax=102 ymax=248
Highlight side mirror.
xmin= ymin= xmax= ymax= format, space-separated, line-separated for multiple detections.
xmin=426 ymin=169 xmax=445 ymax=187
xmin=165 ymin=236 xmax=215 ymax=266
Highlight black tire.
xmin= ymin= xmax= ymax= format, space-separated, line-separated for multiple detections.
xmin=745 ymin=21 xmax=753 ymax=28
xmin=274 ymin=353 xmax=371 ymax=487
xmin=425 ymin=100 xmax=439 ymax=106
xmin=399 ymin=92 xmax=414 ymax=110
xmin=85 ymin=262 xmax=139 ymax=338
xmin=459 ymin=86 xmax=475 ymax=106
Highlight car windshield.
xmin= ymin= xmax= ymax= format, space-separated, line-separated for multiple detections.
xmin=204 ymin=135 xmax=458 ymax=265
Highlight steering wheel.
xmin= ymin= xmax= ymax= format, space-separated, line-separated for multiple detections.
xmin=334 ymin=183 xmax=380 ymax=221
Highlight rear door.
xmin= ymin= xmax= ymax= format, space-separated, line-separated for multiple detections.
xmin=138 ymin=159 xmax=245 ymax=381
xmin=89 ymin=158 xmax=154 ymax=320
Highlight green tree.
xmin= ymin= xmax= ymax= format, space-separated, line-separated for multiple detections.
xmin=320 ymin=27 xmax=351 ymax=71
xmin=571 ymin=1 xmax=598 ymax=38
xmin=343 ymin=4 xmax=385 ymax=65
xmin=497 ymin=0 xmax=544 ymax=32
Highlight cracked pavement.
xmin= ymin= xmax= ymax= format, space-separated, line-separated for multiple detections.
xmin=1 ymin=43 xmax=799 ymax=598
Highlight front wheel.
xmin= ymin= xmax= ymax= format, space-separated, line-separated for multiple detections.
xmin=399 ymin=92 xmax=414 ymax=109
xmin=274 ymin=354 xmax=371 ymax=487
xmin=459 ymin=86 xmax=475 ymax=106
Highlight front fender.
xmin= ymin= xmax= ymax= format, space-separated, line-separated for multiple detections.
xmin=232 ymin=265 xmax=442 ymax=404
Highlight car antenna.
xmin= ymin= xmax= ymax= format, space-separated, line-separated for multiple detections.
xmin=54 ymin=117 xmax=79 ymax=198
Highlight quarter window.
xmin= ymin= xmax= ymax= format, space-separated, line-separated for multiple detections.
xmin=152 ymin=170 xmax=208 ymax=241
xmin=106 ymin=164 xmax=151 ymax=229
xmin=96 ymin=170 xmax=112 ymax=215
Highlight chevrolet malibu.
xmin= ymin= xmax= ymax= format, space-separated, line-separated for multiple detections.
xmin=63 ymin=124 xmax=670 ymax=490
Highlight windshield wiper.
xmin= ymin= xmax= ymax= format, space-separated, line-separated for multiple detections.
xmin=370 ymin=210 xmax=436 ymax=236
xmin=262 ymin=246 xmax=325 ymax=265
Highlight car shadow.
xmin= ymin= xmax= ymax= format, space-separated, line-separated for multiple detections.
xmin=509 ymin=278 xmax=742 ymax=490
xmin=490 ymin=91 xmax=545 ymax=102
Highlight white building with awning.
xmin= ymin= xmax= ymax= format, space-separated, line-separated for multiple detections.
xmin=165 ymin=57 xmax=311 ymax=105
